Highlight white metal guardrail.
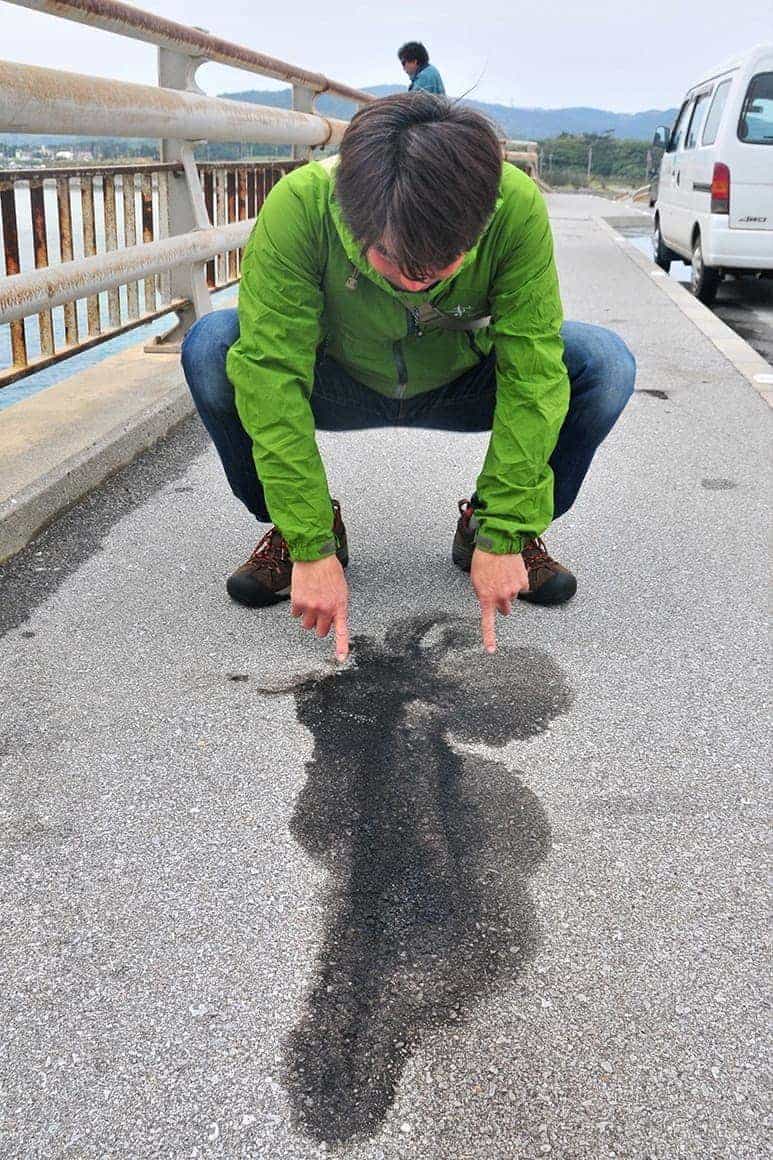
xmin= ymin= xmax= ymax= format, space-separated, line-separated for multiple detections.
xmin=0 ymin=0 xmax=373 ymax=372
xmin=0 ymin=61 xmax=347 ymax=147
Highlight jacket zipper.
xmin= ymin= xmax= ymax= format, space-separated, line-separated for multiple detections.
xmin=392 ymin=306 xmax=422 ymax=397
xmin=392 ymin=340 xmax=408 ymax=395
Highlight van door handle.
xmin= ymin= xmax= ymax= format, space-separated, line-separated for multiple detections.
xmin=675 ymin=169 xmax=680 ymax=186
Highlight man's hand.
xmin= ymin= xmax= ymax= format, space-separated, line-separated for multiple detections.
xmin=291 ymin=556 xmax=350 ymax=661
xmin=470 ymin=548 xmax=529 ymax=654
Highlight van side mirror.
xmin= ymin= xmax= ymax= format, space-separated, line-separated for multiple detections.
xmin=652 ymin=125 xmax=669 ymax=149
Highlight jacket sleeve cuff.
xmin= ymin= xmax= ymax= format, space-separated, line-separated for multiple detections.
xmin=287 ymin=534 xmax=338 ymax=563
xmin=473 ymin=523 xmax=528 ymax=556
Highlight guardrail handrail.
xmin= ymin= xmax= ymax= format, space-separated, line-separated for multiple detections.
xmin=5 ymin=0 xmax=376 ymax=106
xmin=0 ymin=218 xmax=253 ymax=323
xmin=0 ymin=1 xmax=374 ymax=383
xmin=0 ymin=61 xmax=347 ymax=146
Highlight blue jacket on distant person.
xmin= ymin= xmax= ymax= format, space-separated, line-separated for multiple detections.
xmin=398 ymin=41 xmax=446 ymax=96
xmin=409 ymin=62 xmax=445 ymax=95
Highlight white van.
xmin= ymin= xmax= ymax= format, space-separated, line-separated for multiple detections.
xmin=652 ymin=44 xmax=773 ymax=304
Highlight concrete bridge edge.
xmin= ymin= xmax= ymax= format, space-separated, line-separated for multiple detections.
xmin=0 ymin=347 xmax=193 ymax=565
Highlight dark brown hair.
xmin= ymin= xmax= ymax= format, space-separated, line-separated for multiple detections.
xmin=398 ymin=41 xmax=429 ymax=68
xmin=335 ymin=92 xmax=503 ymax=281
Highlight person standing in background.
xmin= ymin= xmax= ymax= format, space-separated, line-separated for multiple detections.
xmin=398 ymin=41 xmax=445 ymax=94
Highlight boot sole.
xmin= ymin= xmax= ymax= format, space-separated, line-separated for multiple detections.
xmin=225 ymin=577 xmax=291 ymax=608
xmin=518 ymin=573 xmax=577 ymax=606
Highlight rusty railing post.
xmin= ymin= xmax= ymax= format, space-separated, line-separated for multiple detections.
xmin=145 ymin=42 xmax=212 ymax=352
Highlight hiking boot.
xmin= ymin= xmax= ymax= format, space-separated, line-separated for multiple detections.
xmin=452 ymin=499 xmax=577 ymax=606
xmin=519 ymin=536 xmax=577 ymax=605
xmin=226 ymin=500 xmax=349 ymax=608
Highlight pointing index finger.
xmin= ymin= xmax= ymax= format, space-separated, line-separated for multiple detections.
xmin=334 ymin=608 xmax=350 ymax=663
xmin=480 ymin=601 xmax=497 ymax=654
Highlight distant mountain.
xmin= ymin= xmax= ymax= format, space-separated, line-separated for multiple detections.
xmin=220 ymin=86 xmax=677 ymax=141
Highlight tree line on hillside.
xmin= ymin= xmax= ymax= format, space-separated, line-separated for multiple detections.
xmin=538 ymin=131 xmax=659 ymax=188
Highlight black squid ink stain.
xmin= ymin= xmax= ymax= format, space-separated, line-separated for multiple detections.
xmin=270 ymin=613 xmax=572 ymax=1144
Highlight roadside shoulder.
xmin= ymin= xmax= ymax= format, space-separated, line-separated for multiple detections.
xmin=596 ymin=214 xmax=773 ymax=408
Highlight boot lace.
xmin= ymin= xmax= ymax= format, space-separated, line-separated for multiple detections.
xmin=522 ymin=537 xmax=553 ymax=569
xmin=248 ymin=527 xmax=290 ymax=573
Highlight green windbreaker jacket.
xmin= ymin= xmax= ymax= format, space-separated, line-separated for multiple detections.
xmin=226 ymin=159 xmax=570 ymax=561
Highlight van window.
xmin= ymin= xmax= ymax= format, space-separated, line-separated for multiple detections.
xmin=738 ymin=72 xmax=773 ymax=144
xmin=685 ymin=91 xmax=712 ymax=149
xmin=702 ymin=78 xmax=732 ymax=145
xmin=667 ymin=101 xmax=690 ymax=152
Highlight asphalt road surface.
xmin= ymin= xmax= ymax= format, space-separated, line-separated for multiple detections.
xmin=0 ymin=194 xmax=768 ymax=1160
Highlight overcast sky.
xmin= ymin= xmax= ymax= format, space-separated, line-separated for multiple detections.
xmin=2 ymin=0 xmax=772 ymax=111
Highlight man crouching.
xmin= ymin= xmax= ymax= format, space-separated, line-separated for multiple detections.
xmin=182 ymin=93 xmax=635 ymax=659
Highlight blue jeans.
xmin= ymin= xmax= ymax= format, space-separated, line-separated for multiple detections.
xmin=181 ymin=309 xmax=635 ymax=525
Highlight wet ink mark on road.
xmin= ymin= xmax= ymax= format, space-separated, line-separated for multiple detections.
xmin=637 ymin=389 xmax=669 ymax=400
xmin=278 ymin=614 xmax=572 ymax=1144
xmin=701 ymin=478 xmax=738 ymax=491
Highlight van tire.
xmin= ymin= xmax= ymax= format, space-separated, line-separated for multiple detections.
xmin=653 ymin=217 xmax=674 ymax=272
xmin=690 ymin=235 xmax=721 ymax=305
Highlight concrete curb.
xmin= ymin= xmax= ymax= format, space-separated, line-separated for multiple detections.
xmin=596 ymin=215 xmax=773 ymax=408
xmin=0 ymin=346 xmax=194 ymax=564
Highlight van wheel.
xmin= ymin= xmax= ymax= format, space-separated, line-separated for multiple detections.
xmin=652 ymin=217 xmax=673 ymax=271
xmin=691 ymin=235 xmax=721 ymax=305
